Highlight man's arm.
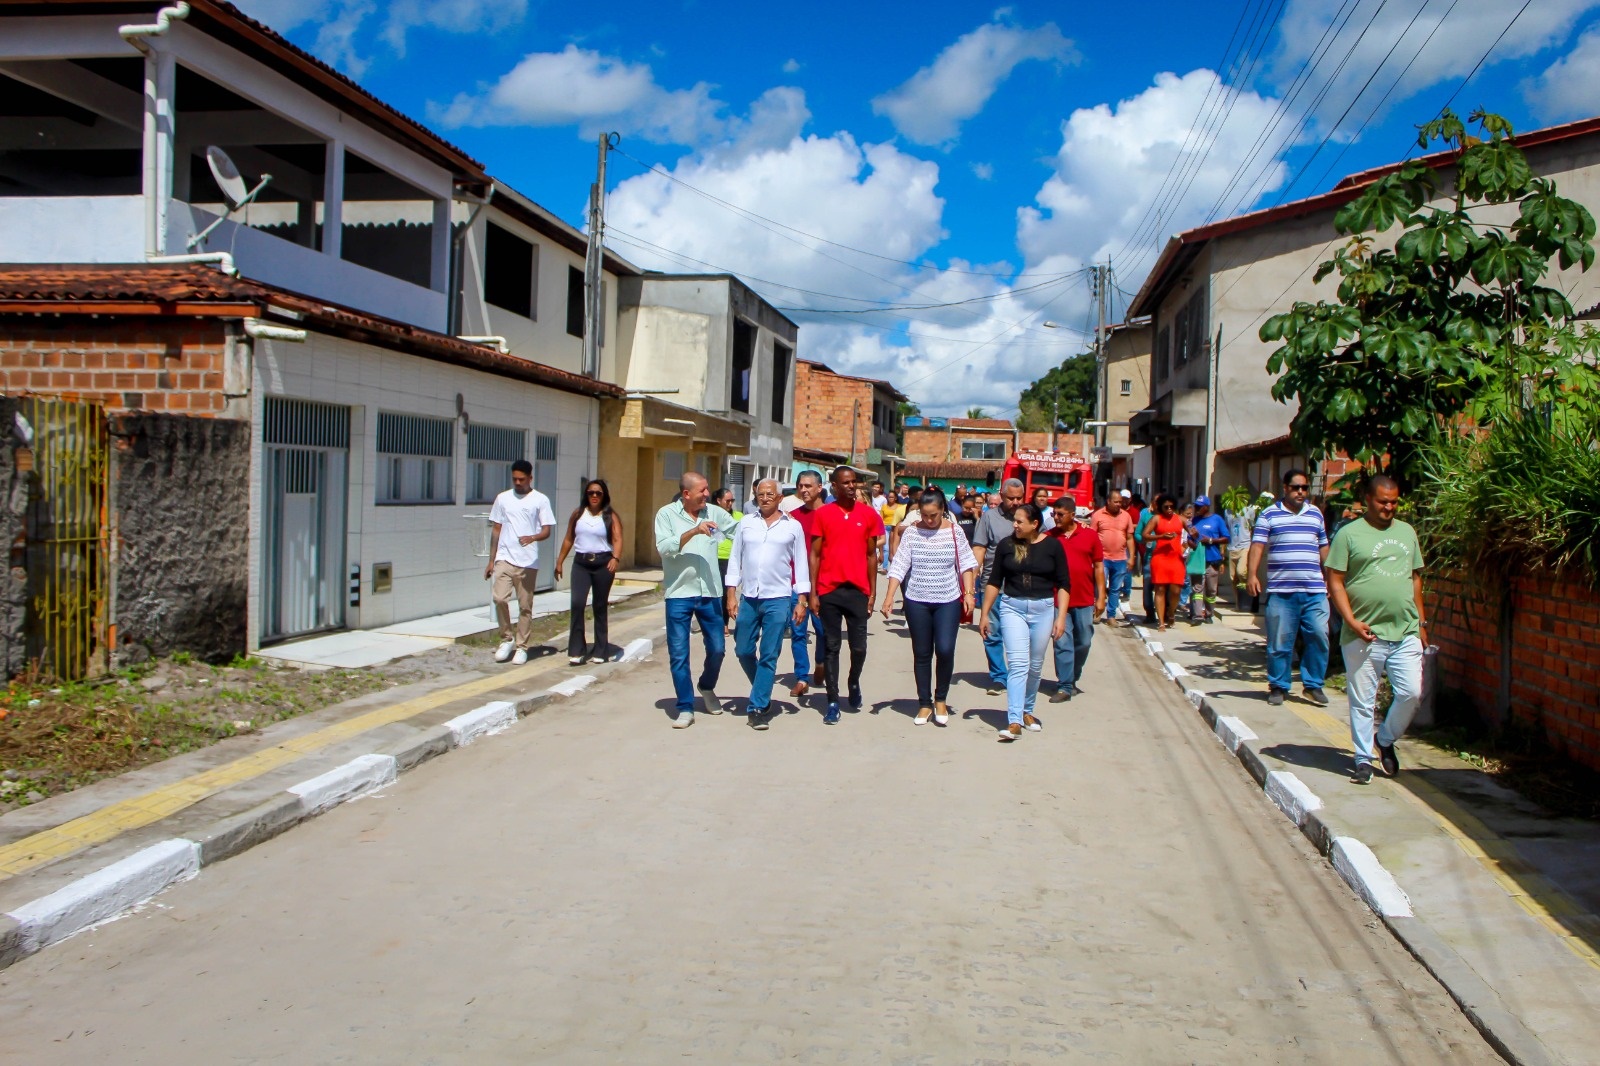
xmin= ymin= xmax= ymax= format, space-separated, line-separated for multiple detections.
xmin=484 ymin=522 xmax=502 ymax=579
xmin=655 ymin=508 xmax=692 ymax=558
xmin=1247 ymin=542 xmax=1266 ymax=597
xmin=1326 ymin=568 xmax=1372 ymax=641
xmin=808 ymin=533 xmax=824 ymax=615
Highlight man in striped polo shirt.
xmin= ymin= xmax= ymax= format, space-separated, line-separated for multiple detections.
xmin=1246 ymin=469 xmax=1331 ymax=707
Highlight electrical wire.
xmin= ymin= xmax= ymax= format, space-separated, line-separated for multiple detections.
xmin=610 ymin=146 xmax=1070 ymax=280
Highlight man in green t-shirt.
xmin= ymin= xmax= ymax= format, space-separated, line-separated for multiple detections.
xmin=1325 ymin=474 xmax=1430 ymax=785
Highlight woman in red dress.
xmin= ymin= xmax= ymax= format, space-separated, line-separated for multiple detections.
xmin=1143 ymin=494 xmax=1187 ymax=630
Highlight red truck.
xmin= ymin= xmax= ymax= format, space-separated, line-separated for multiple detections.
xmin=1002 ymin=450 xmax=1095 ymax=509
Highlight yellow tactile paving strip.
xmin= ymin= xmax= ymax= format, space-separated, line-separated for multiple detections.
xmin=1282 ymin=698 xmax=1600 ymax=972
xmin=0 ymin=660 xmax=559 ymax=882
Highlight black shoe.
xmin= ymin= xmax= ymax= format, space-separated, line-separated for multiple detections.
xmin=848 ymin=688 xmax=863 ymax=712
xmin=1352 ymin=762 xmax=1374 ymax=785
xmin=1378 ymin=742 xmax=1399 ymax=777
xmin=749 ymin=710 xmax=770 ymax=730
xmin=1304 ymin=687 xmax=1329 ymax=706
xmin=1267 ymin=689 xmax=1286 ymax=706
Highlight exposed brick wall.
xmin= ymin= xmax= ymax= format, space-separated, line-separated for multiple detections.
xmin=0 ymin=318 xmax=229 ymax=415
xmin=793 ymin=361 xmax=878 ymax=458
xmin=1426 ymin=571 xmax=1600 ymax=771
xmin=902 ymin=425 xmax=1095 ymax=462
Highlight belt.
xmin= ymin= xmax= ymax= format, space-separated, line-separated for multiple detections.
xmin=577 ymin=551 xmax=613 ymax=564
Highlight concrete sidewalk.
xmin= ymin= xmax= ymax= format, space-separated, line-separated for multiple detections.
xmin=1126 ymin=596 xmax=1600 ymax=1066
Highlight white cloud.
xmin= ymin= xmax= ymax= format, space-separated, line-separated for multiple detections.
xmin=380 ymin=0 xmax=526 ymax=55
xmin=872 ymin=20 xmax=1078 ymax=146
xmin=1269 ymin=0 xmax=1600 ymax=132
xmin=234 ymin=0 xmax=527 ymax=72
xmin=1018 ymin=69 xmax=1290 ymax=283
xmin=430 ymin=45 xmax=725 ymax=144
xmin=970 ymin=162 xmax=995 ymax=180
xmin=782 ymin=58 xmax=803 ymax=74
xmin=1524 ymin=23 xmax=1600 ymax=121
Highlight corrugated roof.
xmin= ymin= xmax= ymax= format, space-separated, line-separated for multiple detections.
xmin=0 ymin=264 xmax=621 ymax=399
xmin=901 ymin=460 xmax=1004 ymax=479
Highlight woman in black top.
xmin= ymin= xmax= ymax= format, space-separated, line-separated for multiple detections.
xmin=978 ymin=503 xmax=1070 ymax=742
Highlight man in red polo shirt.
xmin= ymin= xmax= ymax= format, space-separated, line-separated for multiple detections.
xmin=807 ymin=465 xmax=884 ymax=724
xmin=1049 ymin=500 xmax=1106 ymax=702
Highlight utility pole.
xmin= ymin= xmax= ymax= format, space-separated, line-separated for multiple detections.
xmin=582 ymin=132 xmax=618 ymax=379
xmin=1092 ymin=263 xmax=1109 ymax=449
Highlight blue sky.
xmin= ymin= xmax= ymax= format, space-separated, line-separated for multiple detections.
xmin=246 ymin=0 xmax=1600 ymax=415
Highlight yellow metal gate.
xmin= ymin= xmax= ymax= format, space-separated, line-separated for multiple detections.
xmin=23 ymin=399 xmax=110 ymax=680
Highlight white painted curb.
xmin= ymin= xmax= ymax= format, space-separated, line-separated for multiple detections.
xmin=444 ymin=700 xmax=517 ymax=746
xmin=1146 ymin=641 xmax=1162 ymax=654
xmin=1163 ymin=661 xmax=1189 ymax=679
xmin=618 ymin=637 xmax=653 ymax=663
xmin=548 ymin=673 xmax=597 ymax=697
xmin=1264 ymin=771 xmax=1324 ymax=827
xmin=1214 ymin=715 xmax=1258 ymax=753
xmin=287 ymin=753 xmax=397 ymax=815
xmin=1132 ymin=626 xmax=1150 ymax=640
xmin=1331 ymin=837 xmax=1413 ymax=917
xmin=6 ymin=838 xmax=200 ymax=954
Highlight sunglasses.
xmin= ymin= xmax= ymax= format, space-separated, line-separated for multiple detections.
xmin=586 ymin=490 xmax=604 ymax=497
xmin=1286 ymin=484 xmax=1310 ymax=492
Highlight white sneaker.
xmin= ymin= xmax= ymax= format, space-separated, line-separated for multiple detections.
xmin=568 ymin=655 xmax=585 ymax=666
xmin=511 ymin=648 xmax=529 ymax=665
xmin=672 ymin=711 xmax=695 ymax=728
xmin=698 ymin=686 xmax=723 ymax=714
xmin=494 ymin=640 xmax=515 ymax=663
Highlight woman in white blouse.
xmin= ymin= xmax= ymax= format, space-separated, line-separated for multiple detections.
xmin=555 ymin=479 xmax=625 ymax=665
xmin=881 ymin=487 xmax=978 ymax=725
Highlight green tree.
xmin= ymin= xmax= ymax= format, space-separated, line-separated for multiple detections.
xmin=1260 ymin=109 xmax=1600 ymax=484
xmin=965 ymin=406 xmax=988 ymax=419
xmin=1016 ymin=352 xmax=1097 ymax=434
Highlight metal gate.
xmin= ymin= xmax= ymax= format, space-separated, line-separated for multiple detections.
xmin=22 ymin=399 xmax=110 ymax=680
xmin=262 ymin=398 xmax=349 ymax=642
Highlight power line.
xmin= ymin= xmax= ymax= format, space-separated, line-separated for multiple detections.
xmin=610 ymin=146 xmax=1068 ymax=280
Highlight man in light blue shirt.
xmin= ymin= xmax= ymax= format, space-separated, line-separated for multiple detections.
xmin=654 ymin=471 xmax=739 ymax=728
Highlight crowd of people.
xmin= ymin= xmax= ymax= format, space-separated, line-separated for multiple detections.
xmin=482 ymin=460 xmax=1428 ymax=775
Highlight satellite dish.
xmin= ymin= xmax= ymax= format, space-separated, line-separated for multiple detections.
xmin=205 ymin=146 xmax=249 ymax=209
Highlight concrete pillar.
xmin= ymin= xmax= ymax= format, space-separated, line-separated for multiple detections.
xmin=142 ymin=45 xmax=176 ymax=255
xmin=322 ymin=140 xmax=344 ymax=258
xmin=430 ymin=196 xmax=452 ymax=293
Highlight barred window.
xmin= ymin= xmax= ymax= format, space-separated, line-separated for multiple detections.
xmin=534 ymin=432 xmax=559 ymax=499
xmin=377 ymin=412 xmax=454 ymax=505
xmin=467 ymin=424 xmax=526 ymax=504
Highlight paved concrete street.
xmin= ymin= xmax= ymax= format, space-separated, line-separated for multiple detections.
xmin=0 ymin=611 xmax=1495 ymax=1064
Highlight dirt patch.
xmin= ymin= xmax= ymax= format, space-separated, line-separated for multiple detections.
xmin=0 ymin=591 xmax=662 ymax=811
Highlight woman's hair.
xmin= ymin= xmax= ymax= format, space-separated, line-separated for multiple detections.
xmin=919 ymin=485 xmax=947 ymax=512
xmin=576 ymin=478 xmax=614 ymax=524
xmin=1010 ymin=502 xmax=1044 ymax=562
xmin=1155 ymin=493 xmax=1177 ymax=510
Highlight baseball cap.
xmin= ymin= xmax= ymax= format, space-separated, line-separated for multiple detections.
xmin=1118 ymin=489 xmax=1132 ymax=498
xmin=1195 ymin=495 xmax=1211 ymax=507
xmin=1075 ymin=505 xmax=1092 ymax=520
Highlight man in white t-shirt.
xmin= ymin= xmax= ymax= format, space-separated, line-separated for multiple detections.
xmin=485 ymin=459 xmax=556 ymax=664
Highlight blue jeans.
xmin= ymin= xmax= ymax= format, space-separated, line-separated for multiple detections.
xmin=1343 ymin=635 xmax=1423 ymax=767
xmin=997 ymin=595 xmax=1055 ymax=725
xmin=982 ymin=608 xmax=1007 ymax=686
xmin=1141 ymin=556 xmax=1155 ymax=619
xmin=1119 ymin=563 xmax=1133 ymax=604
xmin=1052 ymin=605 xmax=1095 ymax=687
xmin=665 ymin=596 xmax=725 ymax=711
xmin=1103 ymin=560 xmax=1128 ymax=617
xmin=903 ymin=598 xmax=961 ymax=704
xmin=1264 ymin=592 xmax=1330 ymax=692
xmin=736 ymin=596 xmax=792 ymax=711
xmin=789 ymin=598 xmax=825 ymax=680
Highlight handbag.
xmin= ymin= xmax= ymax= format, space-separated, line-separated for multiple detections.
xmin=953 ymin=525 xmax=975 ymax=625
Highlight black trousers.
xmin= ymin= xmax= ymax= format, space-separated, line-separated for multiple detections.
xmin=819 ymin=585 xmax=869 ymax=702
xmin=567 ymin=552 xmax=615 ymax=657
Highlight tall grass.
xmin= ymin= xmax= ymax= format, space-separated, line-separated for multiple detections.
xmin=1418 ymin=412 xmax=1600 ymax=587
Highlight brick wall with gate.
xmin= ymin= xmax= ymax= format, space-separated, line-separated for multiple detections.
xmin=1426 ymin=571 xmax=1600 ymax=771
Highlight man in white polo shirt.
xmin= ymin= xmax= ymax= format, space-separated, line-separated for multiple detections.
xmin=725 ymin=478 xmax=810 ymax=730
xmin=485 ymin=459 xmax=556 ymax=665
